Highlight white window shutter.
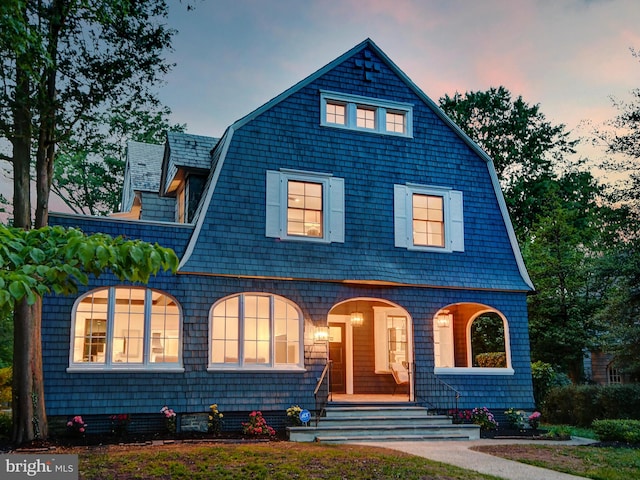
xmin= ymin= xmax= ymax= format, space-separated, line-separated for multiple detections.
xmin=265 ymin=171 xmax=282 ymax=238
xmin=449 ymin=190 xmax=464 ymax=252
xmin=394 ymin=185 xmax=408 ymax=248
xmin=329 ymin=177 xmax=345 ymax=243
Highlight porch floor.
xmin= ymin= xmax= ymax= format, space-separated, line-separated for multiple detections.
xmin=330 ymin=394 xmax=410 ymax=403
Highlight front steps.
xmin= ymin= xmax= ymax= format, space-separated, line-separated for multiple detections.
xmin=287 ymin=403 xmax=480 ymax=443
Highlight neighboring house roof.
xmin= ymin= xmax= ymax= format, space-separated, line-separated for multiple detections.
xmin=179 ymin=38 xmax=534 ymax=291
xmin=120 ymin=141 xmax=165 ymax=213
xmin=161 ymin=132 xmax=219 ymax=195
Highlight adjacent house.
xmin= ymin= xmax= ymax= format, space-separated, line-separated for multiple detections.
xmin=43 ymin=39 xmax=535 ymax=433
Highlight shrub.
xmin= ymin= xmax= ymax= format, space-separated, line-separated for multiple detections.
xmin=160 ymin=406 xmax=176 ymax=434
xmin=543 ymin=384 xmax=640 ymax=426
xmin=544 ymin=425 xmax=572 ymax=440
xmin=592 ymin=419 xmax=640 ymax=444
xmin=504 ymin=408 xmax=527 ymax=429
xmin=471 ymin=407 xmax=498 ymax=431
xmin=242 ymin=411 xmax=275 ymax=437
xmin=475 ymin=352 xmax=506 ymax=368
xmin=0 ymin=367 xmax=11 ymax=407
xmin=286 ymin=405 xmax=303 ymax=426
xmin=0 ymin=412 xmax=11 ymax=439
xmin=530 ymin=361 xmax=570 ymax=408
xmin=208 ymin=404 xmax=224 ymax=434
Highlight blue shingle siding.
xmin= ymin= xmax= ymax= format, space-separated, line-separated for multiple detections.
xmin=180 ymin=47 xmax=529 ymax=292
xmin=43 ymin=274 xmax=533 ymax=418
xmin=49 ymin=213 xmax=194 ymax=258
xmin=41 ymin=40 xmax=535 ymax=426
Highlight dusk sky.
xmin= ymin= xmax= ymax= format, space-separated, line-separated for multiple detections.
xmin=161 ymin=0 xmax=639 ymax=153
xmin=2 ymin=0 xmax=639 ymax=216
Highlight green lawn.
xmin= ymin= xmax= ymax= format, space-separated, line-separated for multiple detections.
xmin=78 ymin=442 xmax=502 ymax=480
xmin=474 ymin=444 xmax=640 ymax=480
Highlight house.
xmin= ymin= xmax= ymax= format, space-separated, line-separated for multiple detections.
xmin=42 ymin=39 xmax=535 ymax=434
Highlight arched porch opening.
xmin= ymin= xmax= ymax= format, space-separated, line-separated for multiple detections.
xmin=327 ymin=298 xmax=414 ymax=400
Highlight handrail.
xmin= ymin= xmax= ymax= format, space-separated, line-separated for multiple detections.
xmin=314 ymin=361 xmax=331 ymax=395
xmin=314 ymin=360 xmax=332 ymax=426
xmin=413 ymin=364 xmax=461 ymax=415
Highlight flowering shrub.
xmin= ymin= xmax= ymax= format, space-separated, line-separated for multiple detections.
xmin=208 ymin=404 xmax=224 ymax=435
xmin=110 ymin=413 xmax=130 ymax=436
xmin=471 ymin=407 xmax=498 ymax=431
xmin=242 ymin=411 xmax=275 ymax=437
xmin=286 ymin=405 xmax=303 ymax=426
xmin=160 ymin=406 xmax=177 ymax=434
xmin=66 ymin=415 xmax=87 ymax=435
xmin=528 ymin=411 xmax=541 ymax=429
xmin=504 ymin=408 xmax=527 ymax=429
xmin=449 ymin=409 xmax=472 ymax=424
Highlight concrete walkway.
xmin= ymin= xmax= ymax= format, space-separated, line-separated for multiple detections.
xmin=355 ymin=437 xmax=596 ymax=480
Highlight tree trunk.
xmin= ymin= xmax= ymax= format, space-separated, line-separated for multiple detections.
xmin=11 ymin=300 xmax=47 ymax=445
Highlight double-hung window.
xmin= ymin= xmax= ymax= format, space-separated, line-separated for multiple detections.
xmin=321 ymin=91 xmax=413 ymax=137
xmin=266 ymin=169 xmax=344 ymax=243
xmin=394 ymin=184 xmax=464 ymax=252
xmin=69 ymin=287 xmax=182 ymax=371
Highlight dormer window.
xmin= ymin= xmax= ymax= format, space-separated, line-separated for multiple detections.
xmin=321 ymin=91 xmax=413 ymax=138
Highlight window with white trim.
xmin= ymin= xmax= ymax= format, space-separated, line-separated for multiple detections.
xmin=320 ymin=91 xmax=413 ymax=137
xmin=394 ymin=184 xmax=464 ymax=252
xmin=266 ymin=169 xmax=344 ymax=243
xmin=433 ymin=305 xmax=513 ymax=375
xmin=209 ymin=293 xmax=303 ymax=370
xmin=70 ymin=287 xmax=182 ymax=370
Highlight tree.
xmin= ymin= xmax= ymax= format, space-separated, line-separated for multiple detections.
xmin=439 ymin=87 xmax=578 ymax=240
xmin=0 ymin=225 xmax=179 ymax=444
xmin=0 ymin=0 xmax=175 ymax=444
xmin=598 ymin=48 xmax=640 ymax=223
xmin=53 ymin=106 xmax=185 ymax=216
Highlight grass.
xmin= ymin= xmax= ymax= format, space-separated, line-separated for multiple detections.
xmin=474 ymin=444 xmax=640 ymax=480
xmin=76 ymin=442 xmax=502 ymax=480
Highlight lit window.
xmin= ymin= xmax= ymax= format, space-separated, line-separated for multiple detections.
xmin=434 ymin=305 xmax=513 ymax=375
xmin=287 ymin=181 xmax=323 ymax=237
xmin=394 ymin=184 xmax=464 ymax=252
xmin=266 ymin=169 xmax=344 ymax=243
xmin=320 ymin=91 xmax=413 ymax=138
xmin=326 ymin=103 xmax=346 ymax=125
xmin=70 ymin=287 xmax=182 ymax=370
xmin=210 ymin=293 xmax=303 ymax=369
xmin=413 ymin=194 xmax=444 ymax=247
xmin=356 ymin=106 xmax=376 ymax=129
xmin=386 ymin=111 xmax=405 ymax=134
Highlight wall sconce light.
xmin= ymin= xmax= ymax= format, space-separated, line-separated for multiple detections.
xmin=436 ymin=311 xmax=452 ymax=328
xmin=314 ymin=326 xmax=330 ymax=343
xmin=350 ymin=311 xmax=364 ymax=327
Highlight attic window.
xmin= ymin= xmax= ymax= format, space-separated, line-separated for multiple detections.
xmin=320 ymin=91 xmax=413 ymax=138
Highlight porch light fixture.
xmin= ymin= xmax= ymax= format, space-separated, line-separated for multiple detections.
xmin=350 ymin=311 xmax=364 ymax=326
xmin=314 ymin=326 xmax=329 ymax=343
xmin=436 ymin=311 xmax=452 ymax=328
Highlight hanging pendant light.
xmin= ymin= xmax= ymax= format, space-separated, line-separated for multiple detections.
xmin=350 ymin=301 xmax=364 ymax=326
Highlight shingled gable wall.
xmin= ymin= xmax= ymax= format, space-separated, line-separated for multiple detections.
xmin=42 ymin=40 xmax=535 ymax=426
